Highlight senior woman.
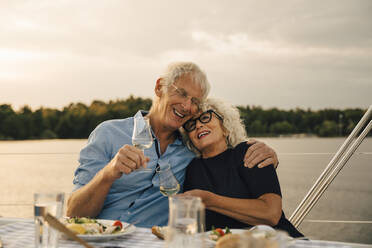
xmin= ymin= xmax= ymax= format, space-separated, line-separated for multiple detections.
xmin=181 ymin=98 xmax=303 ymax=238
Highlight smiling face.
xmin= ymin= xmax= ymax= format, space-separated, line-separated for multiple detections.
xmin=155 ymin=74 xmax=203 ymax=132
xmin=186 ymin=110 xmax=228 ymax=158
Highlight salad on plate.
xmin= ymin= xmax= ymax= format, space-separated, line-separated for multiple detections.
xmin=64 ymin=217 xmax=124 ymax=235
xmin=209 ymin=226 xmax=232 ymax=241
xmin=62 ymin=217 xmax=136 ymax=241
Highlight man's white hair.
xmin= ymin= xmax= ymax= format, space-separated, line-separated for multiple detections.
xmin=154 ymin=62 xmax=210 ymax=102
xmin=181 ymin=97 xmax=248 ymax=157
xmin=160 ymin=62 xmax=210 ymax=99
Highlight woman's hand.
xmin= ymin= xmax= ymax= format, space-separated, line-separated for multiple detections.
xmin=244 ymin=139 xmax=279 ymax=169
xmin=181 ymin=190 xmax=282 ymax=226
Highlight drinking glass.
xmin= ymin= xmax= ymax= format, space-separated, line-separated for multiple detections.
xmin=157 ymin=163 xmax=180 ymax=197
xmin=34 ymin=192 xmax=64 ymax=248
xmin=132 ymin=113 xmax=153 ymax=172
xmin=166 ymin=195 xmax=206 ymax=248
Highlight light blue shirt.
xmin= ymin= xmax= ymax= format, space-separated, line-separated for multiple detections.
xmin=73 ymin=111 xmax=195 ymax=227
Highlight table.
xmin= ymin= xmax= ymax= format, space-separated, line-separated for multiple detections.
xmin=1 ymin=219 xmax=371 ymax=248
xmin=0 ymin=220 xmax=163 ymax=248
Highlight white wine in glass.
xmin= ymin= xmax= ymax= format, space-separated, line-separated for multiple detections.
xmin=132 ymin=114 xmax=153 ymax=172
xmin=160 ymin=184 xmax=180 ymax=197
xmin=157 ymin=163 xmax=180 ymax=197
xmin=132 ymin=139 xmax=153 ymax=150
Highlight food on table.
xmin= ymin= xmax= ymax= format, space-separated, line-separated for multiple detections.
xmin=215 ymin=233 xmax=241 ymax=248
xmin=209 ymin=226 xmax=232 ymax=241
xmin=66 ymin=223 xmax=90 ymax=235
xmin=64 ymin=217 xmax=123 ymax=235
xmin=243 ymin=231 xmax=281 ymax=248
xmin=151 ymin=226 xmax=168 ymax=240
xmin=112 ymin=220 xmax=123 ymax=229
xmin=215 ymin=228 xmax=286 ymax=248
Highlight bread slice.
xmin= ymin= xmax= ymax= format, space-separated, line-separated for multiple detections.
xmin=215 ymin=234 xmax=241 ymax=248
xmin=151 ymin=226 xmax=167 ymax=240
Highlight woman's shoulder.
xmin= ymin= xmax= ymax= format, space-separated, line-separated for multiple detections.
xmin=235 ymin=141 xmax=250 ymax=149
xmin=232 ymin=142 xmax=275 ymax=172
xmin=232 ymin=141 xmax=250 ymax=156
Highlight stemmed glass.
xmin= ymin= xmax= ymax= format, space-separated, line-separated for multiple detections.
xmin=157 ymin=163 xmax=180 ymax=197
xmin=132 ymin=114 xmax=153 ymax=172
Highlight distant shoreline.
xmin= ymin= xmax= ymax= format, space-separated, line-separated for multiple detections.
xmin=0 ymin=97 xmax=368 ymax=140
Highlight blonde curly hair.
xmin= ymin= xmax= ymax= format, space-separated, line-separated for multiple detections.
xmin=180 ymin=97 xmax=248 ymax=157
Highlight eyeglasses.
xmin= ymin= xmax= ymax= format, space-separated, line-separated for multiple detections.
xmin=170 ymin=84 xmax=203 ymax=111
xmin=183 ymin=109 xmax=223 ymax=132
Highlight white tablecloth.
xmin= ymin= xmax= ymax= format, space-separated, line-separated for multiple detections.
xmin=0 ymin=220 xmax=358 ymax=248
xmin=0 ymin=220 xmax=163 ymax=248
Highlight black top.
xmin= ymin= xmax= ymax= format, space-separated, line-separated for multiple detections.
xmin=184 ymin=142 xmax=303 ymax=238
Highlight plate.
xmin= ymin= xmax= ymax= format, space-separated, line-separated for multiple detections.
xmin=75 ymin=219 xmax=136 ymax=242
xmin=206 ymin=228 xmax=248 ymax=244
xmin=206 ymin=226 xmax=287 ymax=243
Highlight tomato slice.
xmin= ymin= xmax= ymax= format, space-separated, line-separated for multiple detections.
xmin=112 ymin=220 xmax=123 ymax=230
xmin=215 ymin=228 xmax=225 ymax=236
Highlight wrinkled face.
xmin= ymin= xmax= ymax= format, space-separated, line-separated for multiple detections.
xmin=185 ymin=110 xmax=226 ymax=153
xmin=157 ymin=74 xmax=203 ymax=131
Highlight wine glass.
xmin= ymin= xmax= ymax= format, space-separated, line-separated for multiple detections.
xmin=132 ymin=114 xmax=153 ymax=172
xmin=157 ymin=163 xmax=180 ymax=197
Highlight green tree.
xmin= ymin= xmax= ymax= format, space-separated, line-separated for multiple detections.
xmin=0 ymin=98 xmax=368 ymax=140
xmin=56 ymin=103 xmax=89 ymax=138
xmin=42 ymin=108 xmax=61 ymax=137
xmin=247 ymin=120 xmax=267 ymax=136
xmin=0 ymin=104 xmax=16 ymax=139
xmin=269 ymin=121 xmax=294 ymax=135
xmin=317 ymin=120 xmax=339 ymax=137
xmin=16 ymin=106 xmax=33 ymax=139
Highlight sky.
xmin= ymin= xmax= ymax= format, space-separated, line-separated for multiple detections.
xmin=1 ymin=0 xmax=371 ymax=111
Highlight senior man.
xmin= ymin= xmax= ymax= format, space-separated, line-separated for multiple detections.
xmin=67 ymin=62 xmax=278 ymax=227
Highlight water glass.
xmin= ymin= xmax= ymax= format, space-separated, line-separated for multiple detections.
xmin=34 ymin=192 xmax=64 ymax=248
xmin=166 ymin=195 xmax=205 ymax=248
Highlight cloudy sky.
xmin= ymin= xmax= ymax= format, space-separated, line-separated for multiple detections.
xmin=1 ymin=0 xmax=371 ymax=111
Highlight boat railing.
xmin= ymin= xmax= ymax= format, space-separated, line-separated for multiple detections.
xmin=289 ymin=105 xmax=372 ymax=228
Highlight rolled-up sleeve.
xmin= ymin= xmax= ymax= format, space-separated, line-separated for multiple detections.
xmin=73 ymin=123 xmax=112 ymax=191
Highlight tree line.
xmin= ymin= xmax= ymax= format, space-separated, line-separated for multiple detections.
xmin=0 ymin=96 xmax=368 ymax=140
